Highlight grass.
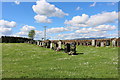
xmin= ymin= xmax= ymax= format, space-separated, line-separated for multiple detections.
xmin=2 ymin=43 xmax=118 ymax=78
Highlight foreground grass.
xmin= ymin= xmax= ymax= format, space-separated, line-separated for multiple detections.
xmin=2 ymin=43 xmax=118 ymax=78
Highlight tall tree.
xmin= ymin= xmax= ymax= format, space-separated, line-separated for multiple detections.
xmin=28 ymin=30 xmax=35 ymax=39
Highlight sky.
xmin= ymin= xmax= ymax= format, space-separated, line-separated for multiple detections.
xmin=0 ymin=0 xmax=119 ymax=40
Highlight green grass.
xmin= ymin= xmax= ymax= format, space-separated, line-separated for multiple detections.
xmin=2 ymin=43 xmax=118 ymax=78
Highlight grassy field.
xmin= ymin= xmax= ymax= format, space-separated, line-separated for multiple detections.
xmin=2 ymin=43 xmax=118 ymax=78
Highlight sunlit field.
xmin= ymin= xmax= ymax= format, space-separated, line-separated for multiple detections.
xmin=2 ymin=43 xmax=118 ymax=78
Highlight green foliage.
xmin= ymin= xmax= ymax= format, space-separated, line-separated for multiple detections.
xmin=2 ymin=43 xmax=118 ymax=78
xmin=28 ymin=30 xmax=35 ymax=39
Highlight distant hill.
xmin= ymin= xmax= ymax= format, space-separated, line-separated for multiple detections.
xmin=72 ymin=37 xmax=107 ymax=40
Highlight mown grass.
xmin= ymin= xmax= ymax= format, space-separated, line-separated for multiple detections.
xmin=2 ymin=43 xmax=118 ymax=78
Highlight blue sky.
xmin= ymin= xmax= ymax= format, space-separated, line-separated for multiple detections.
xmin=1 ymin=1 xmax=118 ymax=40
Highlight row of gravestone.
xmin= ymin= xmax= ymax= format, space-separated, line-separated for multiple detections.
xmin=28 ymin=40 xmax=77 ymax=55
xmin=1 ymin=36 xmax=119 ymax=47
xmin=74 ymin=39 xmax=119 ymax=47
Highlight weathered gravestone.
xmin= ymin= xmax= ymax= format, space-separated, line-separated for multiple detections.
xmin=64 ymin=43 xmax=76 ymax=55
xmin=106 ymin=40 xmax=110 ymax=46
xmin=39 ymin=42 xmax=42 ymax=46
xmin=96 ymin=41 xmax=101 ymax=47
xmin=43 ymin=42 xmax=47 ymax=47
xmin=69 ymin=42 xmax=76 ymax=55
xmin=54 ymin=43 xmax=58 ymax=50
xmin=50 ymin=42 xmax=53 ymax=49
xmin=57 ymin=40 xmax=62 ymax=49
xmin=92 ymin=40 xmax=96 ymax=46
xmin=41 ymin=42 xmax=44 ymax=47
xmin=46 ymin=40 xmax=51 ymax=48
xmin=37 ymin=41 xmax=40 ymax=45
xmin=64 ymin=43 xmax=70 ymax=53
xmin=101 ymin=42 xmax=104 ymax=47
xmin=112 ymin=39 xmax=117 ymax=47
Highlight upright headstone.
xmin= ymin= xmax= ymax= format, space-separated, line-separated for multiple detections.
xmin=69 ymin=42 xmax=76 ymax=55
xmin=92 ymin=40 xmax=96 ymax=46
xmin=58 ymin=41 xmax=62 ymax=49
xmin=50 ymin=42 xmax=53 ymax=49
xmin=47 ymin=41 xmax=51 ymax=48
xmin=96 ymin=41 xmax=100 ymax=47
xmin=101 ymin=42 xmax=104 ymax=47
xmin=64 ymin=43 xmax=70 ymax=53
xmin=54 ymin=43 xmax=58 ymax=50
xmin=42 ymin=42 xmax=44 ymax=46
xmin=37 ymin=41 xmax=39 ymax=45
xmin=112 ymin=39 xmax=116 ymax=47
xmin=106 ymin=40 xmax=110 ymax=46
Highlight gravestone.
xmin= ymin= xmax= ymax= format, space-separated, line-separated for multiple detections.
xmin=39 ymin=42 xmax=42 ymax=46
xmin=106 ymin=40 xmax=110 ymax=46
xmin=50 ymin=43 xmax=53 ymax=49
xmin=42 ymin=42 xmax=44 ymax=47
xmin=101 ymin=42 xmax=104 ymax=47
xmin=46 ymin=41 xmax=51 ymax=48
xmin=112 ymin=39 xmax=116 ymax=47
xmin=64 ymin=43 xmax=70 ymax=53
xmin=58 ymin=40 xmax=62 ymax=49
xmin=54 ymin=43 xmax=58 ymax=50
xmin=96 ymin=41 xmax=100 ymax=47
xmin=69 ymin=42 xmax=76 ymax=55
xmin=37 ymin=41 xmax=40 ymax=45
xmin=92 ymin=40 xmax=96 ymax=46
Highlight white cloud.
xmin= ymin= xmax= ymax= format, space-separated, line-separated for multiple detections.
xmin=0 ymin=20 xmax=16 ymax=28
xmin=64 ymin=14 xmax=89 ymax=27
xmin=32 ymin=0 xmax=68 ymax=17
xmin=76 ymin=6 xmax=82 ymax=10
xmin=14 ymin=1 xmax=20 ymax=5
xmin=16 ymin=25 xmax=36 ymax=37
xmin=65 ymin=11 xmax=118 ymax=27
xmin=47 ymin=27 xmax=68 ymax=33
xmin=34 ymin=15 xmax=52 ymax=23
xmin=0 ymin=20 xmax=16 ymax=36
xmin=32 ymin=0 xmax=68 ymax=23
xmin=20 ymin=25 xmax=36 ymax=32
xmin=66 ymin=26 xmax=80 ymax=31
xmin=55 ymin=30 xmax=117 ymax=40
xmin=14 ymin=25 xmax=44 ymax=40
xmin=0 ymin=27 xmax=12 ymax=35
xmin=86 ymin=11 xmax=118 ymax=26
xmin=75 ymin=25 xmax=116 ymax=34
xmin=95 ymin=25 xmax=116 ymax=31
xmin=90 ymin=2 xmax=96 ymax=7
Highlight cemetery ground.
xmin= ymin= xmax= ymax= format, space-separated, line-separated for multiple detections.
xmin=2 ymin=43 xmax=118 ymax=78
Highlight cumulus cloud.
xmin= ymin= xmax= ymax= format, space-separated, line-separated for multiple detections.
xmin=64 ymin=14 xmax=89 ymax=27
xmin=56 ymin=30 xmax=117 ymax=40
xmin=0 ymin=20 xmax=16 ymax=28
xmin=32 ymin=0 xmax=68 ymax=17
xmin=75 ymin=25 xmax=116 ymax=33
xmin=86 ymin=11 xmax=118 ymax=26
xmin=95 ymin=25 xmax=116 ymax=31
xmin=15 ymin=25 xmax=44 ymax=40
xmin=34 ymin=15 xmax=52 ymax=23
xmin=16 ymin=25 xmax=36 ymax=37
xmin=65 ymin=11 xmax=118 ymax=27
xmin=0 ymin=20 xmax=16 ymax=36
xmin=47 ymin=27 xmax=68 ymax=33
xmin=14 ymin=1 xmax=20 ymax=5
xmin=32 ymin=0 xmax=68 ymax=23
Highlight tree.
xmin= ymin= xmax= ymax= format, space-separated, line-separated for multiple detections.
xmin=28 ymin=30 xmax=35 ymax=39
